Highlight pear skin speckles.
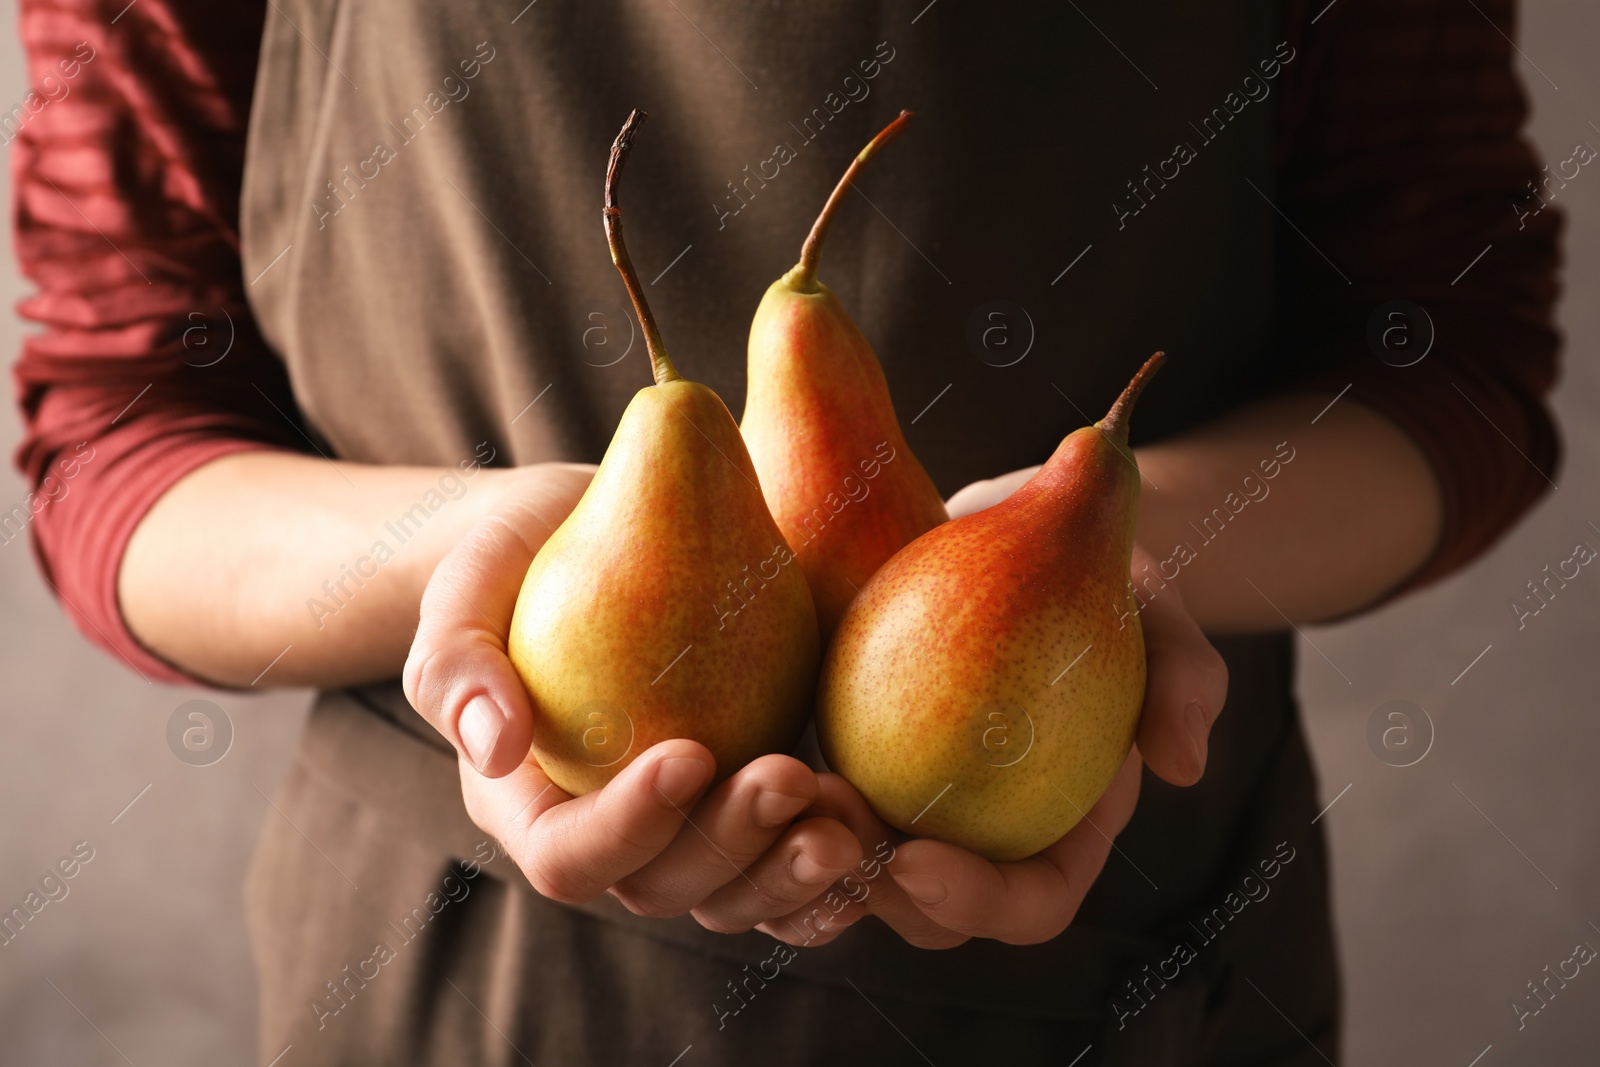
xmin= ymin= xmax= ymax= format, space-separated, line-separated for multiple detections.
xmin=817 ymin=422 xmax=1148 ymax=862
xmin=509 ymin=380 xmax=821 ymax=795
xmin=741 ymin=279 xmax=948 ymax=640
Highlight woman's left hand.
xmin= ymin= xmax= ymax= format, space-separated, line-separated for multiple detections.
xmin=767 ymin=470 xmax=1230 ymax=950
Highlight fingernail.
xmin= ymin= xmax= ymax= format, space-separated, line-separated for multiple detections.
xmin=655 ymin=756 xmax=712 ymax=806
xmin=459 ymin=695 xmax=503 ymax=772
xmin=891 ymin=872 xmax=947 ymax=906
xmin=1185 ymin=700 xmax=1209 ymax=780
xmin=790 ymin=852 xmax=847 ymax=886
xmin=752 ymin=790 xmax=811 ymax=829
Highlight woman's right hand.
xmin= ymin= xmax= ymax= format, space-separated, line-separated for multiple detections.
xmin=403 ymin=463 xmax=865 ymax=942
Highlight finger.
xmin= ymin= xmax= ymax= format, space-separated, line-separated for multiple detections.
xmin=404 ymin=514 xmax=534 ymax=776
xmin=691 ymin=818 xmax=862 ymax=934
xmin=807 ymin=774 xmax=970 ymax=949
xmin=498 ymin=740 xmax=715 ymax=903
xmin=609 ymin=755 xmax=819 ymax=918
xmin=1037 ymin=745 xmax=1143 ymax=871
xmin=846 ymin=867 xmax=972 ymax=950
xmin=1134 ymin=577 xmax=1229 ymax=786
xmin=745 ymin=782 xmax=887 ymax=948
xmin=857 ymin=875 xmax=972 ymax=949
xmin=886 ymin=750 xmax=1142 ymax=945
xmin=404 ymin=465 xmax=594 ymax=777
xmin=944 ymin=465 xmax=1041 ymax=518
xmin=757 ymin=890 xmax=870 ymax=948
xmin=807 ymin=772 xmax=899 ymax=853
xmin=457 ymin=749 xmax=573 ymax=862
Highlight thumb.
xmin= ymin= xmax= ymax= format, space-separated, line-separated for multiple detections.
xmin=1132 ymin=561 xmax=1229 ymax=787
xmin=945 ymin=465 xmax=1040 ymax=518
xmin=405 ymin=464 xmax=594 ymax=777
xmin=404 ymin=513 xmax=541 ymax=777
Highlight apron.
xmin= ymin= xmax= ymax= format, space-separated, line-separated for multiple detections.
xmin=239 ymin=2 xmax=1338 ymax=1062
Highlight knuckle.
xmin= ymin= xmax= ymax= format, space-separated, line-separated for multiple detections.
xmin=1027 ymin=898 xmax=1081 ymax=946
xmin=911 ymin=930 xmax=970 ymax=950
xmin=792 ymin=923 xmax=845 ymax=948
xmin=606 ymin=817 xmax=666 ymax=857
xmin=993 ymin=870 xmax=1080 ymax=946
xmin=460 ymin=793 xmax=493 ymax=838
xmin=1204 ymin=646 xmax=1230 ymax=689
xmin=611 ymin=884 xmax=687 ymax=919
xmin=402 ymin=644 xmax=445 ymax=717
xmin=791 ymin=904 xmax=852 ymax=943
xmin=1001 ymin=914 xmax=1066 ymax=946
xmin=519 ymin=832 xmax=598 ymax=903
xmin=523 ymin=859 xmax=589 ymax=904
xmin=746 ymin=880 xmax=799 ymax=917
xmin=692 ymin=908 xmax=755 ymax=936
xmin=477 ymin=512 xmax=538 ymax=563
xmin=591 ymin=792 xmax=675 ymax=858
xmin=773 ymin=924 xmax=822 ymax=947
xmin=460 ymin=804 xmax=513 ymax=864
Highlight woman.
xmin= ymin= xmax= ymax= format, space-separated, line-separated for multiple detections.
xmin=13 ymin=0 xmax=1559 ymax=1062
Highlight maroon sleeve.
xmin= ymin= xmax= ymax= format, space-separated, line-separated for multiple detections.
xmin=9 ymin=0 xmax=306 ymax=683
xmin=1274 ymin=0 xmax=1563 ymax=593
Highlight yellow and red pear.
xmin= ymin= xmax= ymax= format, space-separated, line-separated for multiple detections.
xmin=741 ymin=111 xmax=948 ymax=640
xmin=508 ymin=111 xmax=819 ymax=795
xmin=816 ymin=354 xmax=1164 ymax=861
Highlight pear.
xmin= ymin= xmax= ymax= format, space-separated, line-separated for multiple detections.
xmin=741 ymin=111 xmax=948 ymax=640
xmin=816 ymin=354 xmax=1165 ymax=861
xmin=508 ymin=111 xmax=820 ymax=795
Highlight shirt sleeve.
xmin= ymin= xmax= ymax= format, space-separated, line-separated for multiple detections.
xmin=1273 ymin=0 xmax=1563 ymax=595
xmin=9 ymin=0 xmax=307 ymax=684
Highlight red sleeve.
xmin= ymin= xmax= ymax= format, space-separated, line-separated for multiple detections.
xmin=1274 ymin=0 xmax=1563 ymax=594
xmin=9 ymin=0 xmax=306 ymax=684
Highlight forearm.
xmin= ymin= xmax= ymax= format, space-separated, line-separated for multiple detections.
xmin=1134 ymin=394 xmax=1442 ymax=632
xmin=119 ymin=451 xmax=536 ymax=688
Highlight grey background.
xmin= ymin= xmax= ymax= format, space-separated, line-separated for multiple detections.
xmin=0 ymin=2 xmax=1594 ymax=1063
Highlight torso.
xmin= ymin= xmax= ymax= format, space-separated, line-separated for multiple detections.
xmin=239 ymin=0 xmax=1333 ymax=1043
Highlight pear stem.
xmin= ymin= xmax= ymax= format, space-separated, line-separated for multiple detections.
xmin=1097 ymin=352 xmax=1166 ymax=444
xmin=791 ymin=109 xmax=914 ymax=292
xmin=604 ymin=109 xmax=680 ymax=386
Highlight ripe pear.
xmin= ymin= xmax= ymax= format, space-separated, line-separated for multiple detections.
xmin=816 ymin=354 xmax=1165 ymax=861
xmin=508 ymin=111 xmax=820 ymax=795
xmin=741 ymin=111 xmax=948 ymax=640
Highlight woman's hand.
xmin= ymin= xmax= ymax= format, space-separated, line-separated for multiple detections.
xmin=792 ymin=754 xmax=1143 ymax=949
xmin=793 ymin=550 xmax=1224 ymax=949
xmin=783 ymin=470 xmax=1229 ymax=950
xmin=403 ymin=463 xmax=864 ymax=936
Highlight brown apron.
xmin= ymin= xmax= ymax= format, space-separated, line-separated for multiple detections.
xmin=240 ymin=2 xmax=1339 ymax=1062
